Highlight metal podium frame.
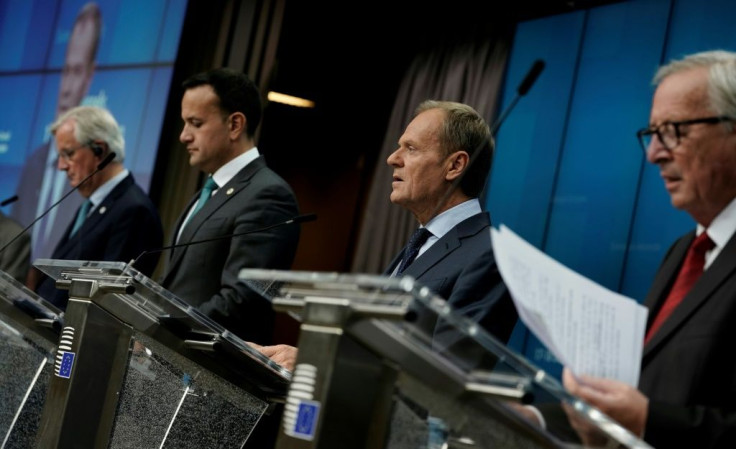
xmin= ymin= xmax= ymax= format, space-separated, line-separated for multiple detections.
xmin=239 ymin=269 xmax=653 ymax=449
xmin=32 ymin=259 xmax=292 ymax=449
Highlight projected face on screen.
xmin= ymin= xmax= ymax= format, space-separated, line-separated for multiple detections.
xmin=57 ymin=5 xmax=100 ymax=117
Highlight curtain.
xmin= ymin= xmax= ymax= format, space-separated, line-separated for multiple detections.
xmin=350 ymin=33 xmax=512 ymax=274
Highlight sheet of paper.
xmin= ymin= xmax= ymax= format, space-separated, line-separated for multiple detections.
xmin=491 ymin=224 xmax=648 ymax=386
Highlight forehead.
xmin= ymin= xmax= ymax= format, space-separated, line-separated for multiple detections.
xmin=401 ymin=108 xmax=443 ymax=146
xmin=181 ymin=85 xmax=222 ymax=117
xmin=651 ymin=67 xmax=711 ymax=121
xmin=54 ymin=120 xmax=78 ymax=146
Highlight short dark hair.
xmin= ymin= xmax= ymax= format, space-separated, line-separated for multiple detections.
xmin=415 ymin=100 xmax=493 ymax=197
xmin=182 ymin=68 xmax=263 ymax=137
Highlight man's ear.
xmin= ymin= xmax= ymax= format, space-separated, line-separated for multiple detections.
xmin=445 ymin=151 xmax=469 ymax=181
xmin=228 ymin=112 xmax=246 ymax=139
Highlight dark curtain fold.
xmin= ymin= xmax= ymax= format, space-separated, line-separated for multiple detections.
xmin=350 ymin=34 xmax=512 ymax=274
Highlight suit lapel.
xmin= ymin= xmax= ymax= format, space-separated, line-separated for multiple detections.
xmin=643 ymin=231 xmax=736 ymax=356
xmin=52 ymin=174 xmax=134 ymax=258
xmin=166 ymin=158 xmax=265 ymax=274
xmin=402 ymin=212 xmax=490 ymax=280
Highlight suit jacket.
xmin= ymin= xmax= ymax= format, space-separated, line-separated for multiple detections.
xmin=0 ymin=211 xmax=31 ymax=283
xmin=11 ymin=141 xmax=83 ymax=259
xmin=161 ymin=156 xmax=300 ymax=345
xmin=385 ymin=212 xmax=518 ymax=353
xmin=36 ymin=173 xmax=163 ymax=308
xmin=638 ymin=230 xmax=736 ymax=448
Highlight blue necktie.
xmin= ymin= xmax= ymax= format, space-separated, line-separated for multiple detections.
xmin=397 ymin=227 xmax=432 ymax=275
xmin=70 ymin=199 xmax=92 ymax=237
xmin=188 ymin=177 xmax=218 ymax=222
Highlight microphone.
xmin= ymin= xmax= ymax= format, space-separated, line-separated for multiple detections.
xmin=1 ymin=195 xmax=19 ymax=207
xmin=426 ymin=59 xmax=546 ymax=221
xmin=490 ymin=59 xmax=545 ymax=136
xmin=0 ymin=151 xmax=116 ymax=255
xmin=125 ymin=213 xmax=318 ymax=271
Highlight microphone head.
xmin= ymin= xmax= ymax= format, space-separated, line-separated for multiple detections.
xmin=0 ymin=195 xmax=19 ymax=207
xmin=517 ymin=59 xmax=545 ymax=96
xmin=293 ymin=213 xmax=317 ymax=224
xmin=97 ymin=151 xmax=116 ymax=170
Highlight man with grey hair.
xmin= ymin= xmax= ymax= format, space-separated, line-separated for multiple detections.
xmin=30 ymin=106 xmax=163 ymax=309
xmin=12 ymin=2 xmax=103 ymax=260
xmin=562 ymin=50 xmax=736 ymax=447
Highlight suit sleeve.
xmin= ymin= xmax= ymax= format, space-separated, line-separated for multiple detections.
xmin=0 ymin=226 xmax=30 ymax=284
xmin=197 ymin=181 xmax=299 ymax=344
xmin=645 ymin=402 xmax=736 ymax=448
xmin=99 ymin=200 xmax=164 ymax=277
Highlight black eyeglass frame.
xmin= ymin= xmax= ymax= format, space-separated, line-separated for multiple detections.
xmin=636 ymin=115 xmax=733 ymax=153
xmin=54 ymin=143 xmax=91 ymax=166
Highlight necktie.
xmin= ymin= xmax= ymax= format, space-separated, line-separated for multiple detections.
xmin=397 ymin=227 xmax=432 ymax=275
xmin=644 ymin=232 xmax=715 ymax=345
xmin=70 ymin=199 xmax=92 ymax=237
xmin=188 ymin=177 xmax=218 ymax=222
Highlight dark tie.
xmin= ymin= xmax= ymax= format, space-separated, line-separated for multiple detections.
xmin=70 ymin=199 xmax=92 ymax=237
xmin=644 ymin=232 xmax=715 ymax=345
xmin=397 ymin=227 xmax=432 ymax=275
xmin=186 ymin=176 xmax=218 ymax=226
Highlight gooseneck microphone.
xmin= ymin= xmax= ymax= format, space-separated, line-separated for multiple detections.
xmin=0 ymin=151 xmax=116 ymax=255
xmin=490 ymin=59 xmax=545 ymax=136
xmin=0 ymin=195 xmax=19 ymax=207
xmin=427 ymin=59 xmax=546 ymax=220
xmin=125 ymin=213 xmax=318 ymax=271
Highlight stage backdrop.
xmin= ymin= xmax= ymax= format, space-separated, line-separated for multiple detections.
xmin=488 ymin=0 xmax=736 ymax=378
xmin=0 ymin=0 xmax=187 ymax=258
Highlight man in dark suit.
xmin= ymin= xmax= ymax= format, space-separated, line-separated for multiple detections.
xmin=0 ymin=211 xmax=31 ymax=283
xmin=562 ymin=50 xmax=736 ymax=448
xmin=258 ymin=100 xmax=517 ymax=369
xmin=31 ymin=106 xmax=163 ymax=309
xmin=384 ymin=100 xmax=517 ymax=347
xmin=12 ymin=3 xmax=102 ymax=261
xmin=160 ymin=68 xmax=300 ymax=345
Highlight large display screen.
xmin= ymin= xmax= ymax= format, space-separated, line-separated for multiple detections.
xmin=0 ymin=0 xmax=187 ymax=258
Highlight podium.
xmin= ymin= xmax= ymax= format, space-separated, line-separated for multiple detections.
xmin=0 ymin=269 xmax=62 ymax=447
xmin=239 ymin=269 xmax=653 ymax=449
xmin=32 ymin=259 xmax=291 ymax=448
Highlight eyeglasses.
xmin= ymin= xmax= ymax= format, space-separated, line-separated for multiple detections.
xmin=636 ymin=116 xmax=733 ymax=153
xmin=54 ymin=143 xmax=89 ymax=166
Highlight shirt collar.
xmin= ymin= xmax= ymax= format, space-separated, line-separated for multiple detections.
xmin=88 ymin=169 xmax=129 ymax=208
xmin=698 ymin=196 xmax=736 ymax=248
xmin=423 ymin=198 xmax=482 ymax=239
xmin=211 ymin=147 xmax=260 ymax=188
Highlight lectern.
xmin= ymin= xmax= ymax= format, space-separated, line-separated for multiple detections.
xmin=32 ymin=259 xmax=291 ymax=448
xmin=0 ymin=269 xmax=61 ymax=447
xmin=239 ymin=269 xmax=653 ymax=449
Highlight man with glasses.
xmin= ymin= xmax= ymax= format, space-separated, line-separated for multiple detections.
xmin=562 ymin=50 xmax=736 ymax=447
xmin=12 ymin=3 xmax=103 ymax=262
xmin=29 ymin=106 xmax=163 ymax=309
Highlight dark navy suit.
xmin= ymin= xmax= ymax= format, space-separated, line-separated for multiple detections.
xmin=36 ymin=173 xmax=163 ymax=308
xmin=385 ymin=212 xmax=518 ymax=348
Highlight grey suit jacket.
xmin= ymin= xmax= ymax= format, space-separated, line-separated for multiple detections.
xmin=385 ymin=212 xmax=518 ymax=353
xmin=161 ymin=156 xmax=300 ymax=345
xmin=0 ymin=211 xmax=30 ymax=283
xmin=639 ymin=229 xmax=736 ymax=448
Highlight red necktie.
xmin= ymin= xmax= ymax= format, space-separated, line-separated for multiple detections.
xmin=644 ymin=232 xmax=715 ymax=345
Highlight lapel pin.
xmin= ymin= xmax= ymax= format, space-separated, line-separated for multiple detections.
xmin=99 ymin=206 xmax=107 ymax=214
xmin=226 ymin=187 xmax=234 ymax=195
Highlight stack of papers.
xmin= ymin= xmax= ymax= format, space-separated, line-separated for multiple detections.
xmin=490 ymin=225 xmax=648 ymax=386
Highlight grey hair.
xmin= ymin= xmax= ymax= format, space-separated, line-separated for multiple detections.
xmin=51 ymin=106 xmax=125 ymax=162
xmin=654 ymin=50 xmax=736 ymax=130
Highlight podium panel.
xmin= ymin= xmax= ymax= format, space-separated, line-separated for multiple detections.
xmin=240 ymin=269 xmax=653 ymax=449
xmin=0 ymin=270 xmax=61 ymax=448
xmin=33 ymin=259 xmax=291 ymax=448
